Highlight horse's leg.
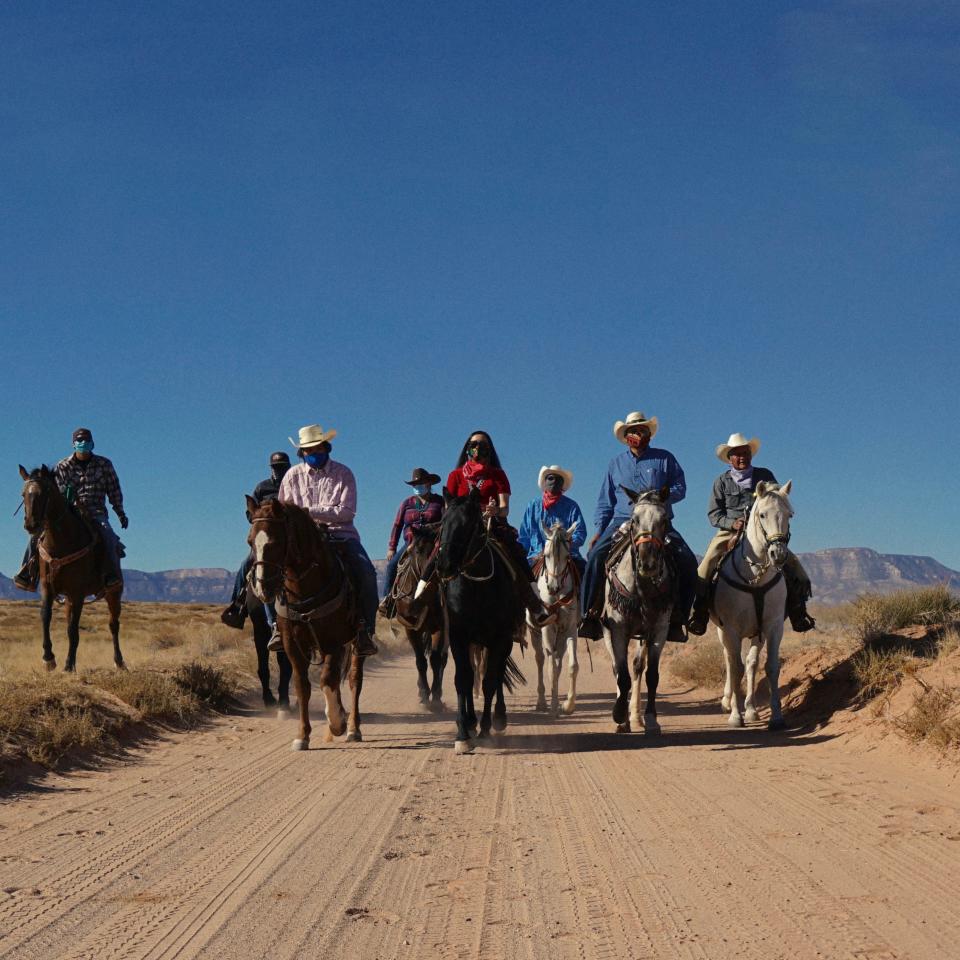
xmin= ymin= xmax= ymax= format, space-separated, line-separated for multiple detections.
xmin=545 ymin=625 xmax=562 ymax=718
xmin=64 ymin=596 xmax=83 ymax=673
xmin=287 ymin=631 xmax=312 ymax=750
xmin=466 ymin=645 xmax=479 ymax=734
xmin=107 ymin=589 xmax=124 ymax=670
xmin=40 ymin=587 xmax=56 ymax=670
xmin=429 ymin=629 xmax=446 ymax=707
xmin=320 ymin=650 xmax=347 ymax=742
xmin=609 ymin=625 xmax=632 ymax=731
xmin=251 ymin=610 xmax=274 ymax=705
xmin=643 ymin=627 xmax=667 ymax=735
xmin=531 ymin=625 xmax=547 ymax=711
xmin=766 ymin=621 xmax=786 ymax=731
xmin=346 ymin=652 xmax=364 ymax=742
xmin=409 ymin=628 xmax=430 ymax=705
xmin=562 ymin=624 xmax=579 ymax=716
xmin=277 ymin=649 xmax=292 ymax=711
xmin=743 ymin=638 xmax=763 ymax=724
xmin=481 ymin=646 xmax=507 ymax=737
xmin=630 ymin=641 xmax=645 ymax=729
xmin=450 ymin=635 xmax=475 ymax=753
xmin=720 ymin=628 xmax=745 ymax=728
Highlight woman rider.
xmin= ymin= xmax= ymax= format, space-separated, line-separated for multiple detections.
xmin=445 ymin=430 xmax=553 ymax=627
xmin=378 ymin=467 xmax=444 ymax=617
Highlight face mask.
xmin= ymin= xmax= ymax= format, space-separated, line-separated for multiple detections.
xmin=271 ymin=465 xmax=289 ymax=481
xmin=414 ymin=484 xmax=431 ymax=496
xmin=467 ymin=442 xmax=489 ymax=461
xmin=74 ymin=440 xmax=94 ymax=454
xmin=304 ymin=451 xmax=329 ymax=469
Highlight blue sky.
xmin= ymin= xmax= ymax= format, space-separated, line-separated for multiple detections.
xmin=2 ymin=0 xmax=959 ymax=576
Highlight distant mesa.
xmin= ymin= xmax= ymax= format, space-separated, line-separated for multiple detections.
xmin=0 ymin=551 xmax=956 ymax=606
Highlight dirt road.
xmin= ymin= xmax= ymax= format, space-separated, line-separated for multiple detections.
xmin=2 ymin=650 xmax=959 ymax=960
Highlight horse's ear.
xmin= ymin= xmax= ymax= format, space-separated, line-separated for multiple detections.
xmin=659 ymin=484 xmax=670 ymax=502
xmin=40 ymin=464 xmax=51 ymax=477
xmin=467 ymin=486 xmax=481 ymax=503
xmin=540 ymin=519 xmax=551 ymax=538
xmin=19 ymin=464 xmax=29 ymax=481
xmin=780 ymin=479 xmax=792 ymax=497
xmin=567 ymin=519 xmax=580 ymax=537
xmin=443 ymin=486 xmax=452 ymax=507
xmin=755 ymin=480 xmax=770 ymax=497
xmin=620 ymin=485 xmax=640 ymax=503
xmin=245 ymin=495 xmax=258 ymax=516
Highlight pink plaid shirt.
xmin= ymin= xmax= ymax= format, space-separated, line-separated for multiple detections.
xmin=278 ymin=459 xmax=360 ymax=541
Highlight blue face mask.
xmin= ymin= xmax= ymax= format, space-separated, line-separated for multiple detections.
xmin=304 ymin=451 xmax=329 ymax=469
xmin=74 ymin=440 xmax=94 ymax=454
xmin=414 ymin=484 xmax=431 ymax=496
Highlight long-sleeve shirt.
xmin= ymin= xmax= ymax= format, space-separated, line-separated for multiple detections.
xmin=279 ymin=459 xmax=360 ymax=541
xmin=517 ymin=495 xmax=588 ymax=562
xmin=707 ymin=466 xmax=777 ymax=530
xmin=593 ymin=447 xmax=686 ymax=535
xmin=54 ymin=454 xmax=124 ymax=522
xmin=388 ymin=493 xmax=444 ymax=551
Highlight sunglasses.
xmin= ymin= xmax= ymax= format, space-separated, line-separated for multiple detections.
xmin=467 ymin=441 xmax=490 ymax=451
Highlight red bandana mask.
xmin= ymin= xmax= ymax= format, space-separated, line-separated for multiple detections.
xmin=542 ymin=490 xmax=563 ymax=510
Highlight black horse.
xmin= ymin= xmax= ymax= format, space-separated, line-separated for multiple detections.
xmin=436 ymin=488 xmax=525 ymax=754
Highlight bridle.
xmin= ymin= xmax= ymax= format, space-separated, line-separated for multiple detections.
xmin=22 ymin=478 xmax=60 ymax=535
xmin=731 ymin=497 xmax=791 ymax=585
xmin=629 ymin=519 xmax=667 ymax=587
xmin=437 ymin=514 xmax=494 ymax=584
xmin=247 ymin=513 xmax=291 ymax=598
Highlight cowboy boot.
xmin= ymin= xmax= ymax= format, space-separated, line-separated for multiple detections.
xmin=220 ymin=602 xmax=247 ymax=630
xmin=354 ymin=625 xmax=379 ymax=658
xmin=267 ymin=621 xmax=283 ymax=651
xmin=524 ymin=583 xmax=557 ymax=628
xmin=13 ymin=539 xmax=39 ymax=592
xmin=666 ymin=619 xmax=688 ymax=643
xmin=687 ymin=579 xmax=711 ymax=636
xmin=787 ymin=599 xmax=816 ymax=633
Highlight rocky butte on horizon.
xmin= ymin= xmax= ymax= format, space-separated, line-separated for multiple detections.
xmin=1 ymin=548 xmax=958 ymax=606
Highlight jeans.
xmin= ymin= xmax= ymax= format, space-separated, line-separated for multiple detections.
xmin=232 ymin=551 xmax=276 ymax=625
xmin=382 ymin=542 xmax=407 ymax=598
xmin=580 ymin=521 xmax=696 ymax=623
xmin=338 ymin=538 xmax=379 ymax=631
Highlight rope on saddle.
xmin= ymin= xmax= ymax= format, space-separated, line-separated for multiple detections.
xmin=37 ymin=538 xmax=94 ymax=577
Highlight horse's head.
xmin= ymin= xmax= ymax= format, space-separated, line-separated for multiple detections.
xmin=19 ymin=464 xmax=58 ymax=536
xmin=750 ymin=480 xmax=793 ymax=568
xmin=540 ymin=519 xmax=578 ymax=593
xmin=623 ymin=485 xmax=670 ymax=578
xmin=436 ymin=487 xmax=483 ymax=580
xmin=245 ymin=497 xmax=290 ymax=602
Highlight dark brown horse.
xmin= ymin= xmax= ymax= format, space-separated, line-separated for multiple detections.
xmin=392 ymin=528 xmax=447 ymax=710
xmin=18 ymin=465 xmax=124 ymax=673
xmin=245 ymin=497 xmax=364 ymax=749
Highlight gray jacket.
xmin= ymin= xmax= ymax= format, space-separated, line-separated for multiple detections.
xmin=707 ymin=467 xmax=777 ymax=531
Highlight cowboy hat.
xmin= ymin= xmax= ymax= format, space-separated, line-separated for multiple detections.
xmin=405 ymin=467 xmax=441 ymax=486
xmin=613 ymin=411 xmax=658 ymax=444
xmin=716 ymin=432 xmax=761 ymax=462
xmin=537 ymin=464 xmax=573 ymax=492
xmin=288 ymin=424 xmax=337 ymax=449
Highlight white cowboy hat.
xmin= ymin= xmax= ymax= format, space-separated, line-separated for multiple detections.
xmin=716 ymin=432 xmax=761 ymax=462
xmin=289 ymin=424 xmax=337 ymax=449
xmin=537 ymin=464 xmax=573 ymax=492
xmin=613 ymin=411 xmax=659 ymax=444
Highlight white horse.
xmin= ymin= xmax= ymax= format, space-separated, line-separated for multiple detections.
xmin=601 ymin=488 xmax=674 ymax=735
xmin=712 ymin=480 xmax=793 ymax=731
xmin=526 ymin=520 xmax=581 ymax=717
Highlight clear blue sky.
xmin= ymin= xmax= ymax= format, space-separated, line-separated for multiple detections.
xmin=3 ymin=0 xmax=959 ymax=576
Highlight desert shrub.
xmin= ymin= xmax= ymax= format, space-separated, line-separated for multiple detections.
xmin=848 ymin=586 xmax=959 ymax=643
xmin=669 ymin=639 xmax=725 ymax=690
xmin=173 ymin=661 xmax=238 ymax=708
xmin=896 ymin=686 xmax=960 ymax=751
xmin=97 ymin=669 xmax=200 ymax=723
xmin=936 ymin=624 xmax=960 ymax=659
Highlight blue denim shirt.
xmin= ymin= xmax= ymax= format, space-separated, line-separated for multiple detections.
xmin=517 ymin=495 xmax=588 ymax=562
xmin=593 ymin=447 xmax=686 ymax=534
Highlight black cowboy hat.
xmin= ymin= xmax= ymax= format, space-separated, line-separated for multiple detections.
xmin=269 ymin=451 xmax=291 ymax=466
xmin=405 ymin=467 xmax=441 ymax=486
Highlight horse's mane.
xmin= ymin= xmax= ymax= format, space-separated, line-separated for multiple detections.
xmin=257 ymin=499 xmax=329 ymax=563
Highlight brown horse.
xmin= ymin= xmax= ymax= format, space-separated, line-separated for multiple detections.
xmin=393 ymin=527 xmax=447 ymax=710
xmin=245 ymin=497 xmax=364 ymax=749
xmin=18 ymin=465 xmax=124 ymax=673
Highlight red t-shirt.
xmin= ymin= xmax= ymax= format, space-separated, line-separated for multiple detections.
xmin=446 ymin=465 xmax=511 ymax=505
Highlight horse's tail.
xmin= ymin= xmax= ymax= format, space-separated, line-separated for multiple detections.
xmin=502 ymin=653 xmax=526 ymax=693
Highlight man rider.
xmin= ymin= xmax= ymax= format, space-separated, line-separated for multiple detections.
xmin=271 ymin=424 xmax=379 ymax=657
xmin=220 ymin=451 xmax=291 ymax=629
xmin=14 ymin=427 xmax=127 ymax=591
xmin=577 ymin=411 xmax=697 ymax=644
xmin=687 ymin=432 xmax=816 ymax=635
xmin=517 ymin=465 xmax=588 ymax=578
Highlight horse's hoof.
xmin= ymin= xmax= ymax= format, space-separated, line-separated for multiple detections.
xmin=291 ymin=738 xmax=310 ymax=751
xmin=615 ymin=721 xmax=631 ymax=734
xmin=419 ymin=691 xmax=430 ymax=705
xmin=44 ymin=658 xmax=56 ymax=672
xmin=720 ymin=697 xmax=731 ymax=713
xmin=744 ymin=709 xmax=759 ymax=724
xmin=728 ymin=714 xmax=744 ymax=728
xmin=345 ymin=730 xmax=362 ymax=742
xmin=454 ymin=739 xmax=474 ymax=755
xmin=768 ymin=718 xmax=787 ymax=732
xmin=477 ymin=728 xmax=491 ymax=740
xmin=562 ymin=701 xmax=576 ymax=716
xmin=114 ymin=661 xmax=127 ymax=672
xmin=492 ymin=715 xmax=507 ymax=733
xmin=64 ymin=663 xmax=76 ymax=674
xmin=612 ymin=698 xmax=629 ymax=725
xmin=643 ymin=718 xmax=661 ymax=736
xmin=277 ymin=708 xmax=291 ymax=720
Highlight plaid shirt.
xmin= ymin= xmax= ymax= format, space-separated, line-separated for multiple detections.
xmin=278 ymin=459 xmax=360 ymax=541
xmin=54 ymin=454 xmax=124 ymax=521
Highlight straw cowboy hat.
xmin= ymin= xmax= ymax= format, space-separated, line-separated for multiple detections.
xmin=288 ymin=424 xmax=337 ymax=449
xmin=613 ymin=411 xmax=659 ymax=444
xmin=716 ymin=432 xmax=761 ymax=462
xmin=537 ymin=464 xmax=573 ymax=492
xmin=405 ymin=467 xmax=441 ymax=486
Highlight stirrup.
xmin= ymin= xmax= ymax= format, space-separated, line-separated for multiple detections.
xmin=577 ymin=616 xmax=603 ymax=641
xmin=354 ymin=628 xmax=378 ymax=658
xmin=788 ymin=608 xmax=816 ymax=633
xmin=267 ymin=623 xmax=283 ymax=651
xmin=687 ymin=607 xmax=709 ymax=636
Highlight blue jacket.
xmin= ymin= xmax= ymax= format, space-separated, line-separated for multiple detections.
xmin=517 ymin=495 xmax=588 ymax=563
xmin=593 ymin=447 xmax=686 ymax=535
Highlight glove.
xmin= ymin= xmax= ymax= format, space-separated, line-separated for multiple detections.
xmin=119 ymin=514 xmax=129 ymax=530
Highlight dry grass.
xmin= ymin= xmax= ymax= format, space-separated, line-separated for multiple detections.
xmin=843 ymin=586 xmax=959 ymax=644
xmin=0 ymin=600 xmax=252 ymax=775
xmin=850 ymin=645 xmax=917 ymax=714
xmin=667 ymin=636 xmax=726 ymax=690
xmin=895 ymin=685 xmax=960 ymax=752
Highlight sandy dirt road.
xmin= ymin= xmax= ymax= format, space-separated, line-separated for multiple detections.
xmin=2 ymin=649 xmax=959 ymax=960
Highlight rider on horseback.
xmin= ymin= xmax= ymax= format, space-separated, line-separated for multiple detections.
xmin=517 ymin=465 xmax=587 ymax=577
xmin=14 ymin=427 xmax=127 ymax=592
xmin=378 ymin=467 xmax=444 ymax=618
xmin=687 ymin=432 xmax=816 ymax=635
xmin=220 ymin=450 xmax=291 ymax=629
xmin=269 ymin=424 xmax=379 ymax=658
xmin=577 ymin=411 xmax=697 ymax=644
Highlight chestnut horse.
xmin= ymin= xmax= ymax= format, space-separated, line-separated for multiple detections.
xmin=245 ymin=497 xmax=364 ymax=749
xmin=18 ymin=465 xmax=124 ymax=672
